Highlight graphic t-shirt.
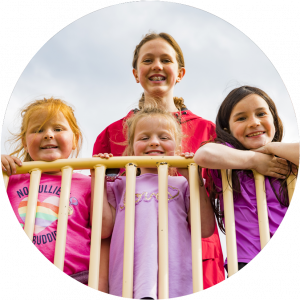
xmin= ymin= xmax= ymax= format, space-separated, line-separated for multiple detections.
xmin=7 ymin=172 xmax=91 ymax=276
xmin=107 ymin=173 xmax=191 ymax=299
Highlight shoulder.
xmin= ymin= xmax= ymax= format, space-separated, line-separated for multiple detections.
xmin=168 ymin=175 xmax=189 ymax=188
xmin=181 ymin=110 xmax=215 ymax=127
xmin=7 ymin=173 xmax=30 ymax=187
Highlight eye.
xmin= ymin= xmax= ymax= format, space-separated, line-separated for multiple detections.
xmin=236 ymin=116 xmax=246 ymax=122
xmin=257 ymin=112 xmax=267 ymax=117
xmin=162 ymin=59 xmax=171 ymax=63
xmin=55 ymin=127 xmax=63 ymax=132
xmin=143 ymin=59 xmax=152 ymax=63
xmin=36 ymin=128 xmax=43 ymax=133
xmin=140 ymin=137 xmax=148 ymax=141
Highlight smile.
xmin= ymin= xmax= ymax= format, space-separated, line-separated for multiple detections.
xmin=149 ymin=76 xmax=166 ymax=81
xmin=41 ymin=146 xmax=58 ymax=149
xmin=246 ymin=131 xmax=264 ymax=137
xmin=145 ymin=151 xmax=164 ymax=154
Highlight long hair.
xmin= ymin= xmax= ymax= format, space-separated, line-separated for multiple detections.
xmin=9 ymin=98 xmax=83 ymax=162
xmin=208 ymin=86 xmax=292 ymax=233
xmin=132 ymin=32 xmax=187 ymax=111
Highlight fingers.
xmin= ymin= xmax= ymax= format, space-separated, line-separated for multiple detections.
xmin=180 ymin=152 xmax=194 ymax=158
xmin=93 ymin=153 xmax=113 ymax=159
xmin=1 ymin=155 xmax=22 ymax=176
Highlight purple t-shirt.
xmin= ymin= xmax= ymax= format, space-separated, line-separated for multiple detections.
xmin=107 ymin=173 xmax=192 ymax=299
xmin=210 ymin=145 xmax=288 ymax=265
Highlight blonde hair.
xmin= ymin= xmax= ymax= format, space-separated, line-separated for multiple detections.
xmin=132 ymin=32 xmax=187 ymax=111
xmin=9 ymin=98 xmax=83 ymax=162
xmin=123 ymin=105 xmax=182 ymax=157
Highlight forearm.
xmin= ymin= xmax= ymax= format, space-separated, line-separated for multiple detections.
xmin=266 ymin=142 xmax=299 ymax=166
xmin=91 ymin=174 xmax=114 ymax=238
xmin=194 ymin=143 xmax=257 ymax=170
xmin=98 ymin=237 xmax=110 ymax=293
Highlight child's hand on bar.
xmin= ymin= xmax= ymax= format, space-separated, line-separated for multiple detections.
xmin=177 ymin=152 xmax=194 ymax=179
xmin=1 ymin=154 xmax=22 ymax=176
xmin=93 ymin=153 xmax=113 ymax=159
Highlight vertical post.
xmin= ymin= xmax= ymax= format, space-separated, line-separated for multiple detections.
xmin=88 ymin=165 xmax=106 ymax=289
xmin=252 ymin=170 xmax=270 ymax=249
xmin=24 ymin=168 xmax=42 ymax=241
xmin=122 ymin=163 xmax=137 ymax=298
xmin=3 ymin=172 xmax=9 ymax=190
xmin=157 ymin=162 xmax=169 ymax=299
xmin=287 ymin=173 xmax=297 ymax=204
xmin=188 ymin=163 xmax=203 ymax=292
xmin=221 ymin=169 xmax=238 ymax=277
xmin=54 ymin=166 xmax=73 ymax=271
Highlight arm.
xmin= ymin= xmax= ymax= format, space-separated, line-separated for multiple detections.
xmin=91 ymin=153 xmax=115 ymax=239
xmin=98 ymin=237 xmax=111 ymax=293
xmin=180 ymin=153 xmax=215 ymax=238
xmin=252 ymin=142 xmax=299 ymax=166
xmin=1 ymin=154 xmax=22 ymax=176
xmin=194 ymin=143 xmax=288 ymax=179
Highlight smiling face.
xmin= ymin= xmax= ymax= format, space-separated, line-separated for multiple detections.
xmin=228 ymin=94 xmax=276 ymax=149
xmin=23 ymin=110 xmax=75 ymax=162
xmin=133 ymin=115 xmax=177 ymax=174
xmin=132 ymin=38 xmax=185 ymax=101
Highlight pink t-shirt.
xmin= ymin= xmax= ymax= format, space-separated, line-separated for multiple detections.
xmin=7 ymin=172 xmax=91 ymax=276
xmin=107 ymin=173 xmax=192 ymax=299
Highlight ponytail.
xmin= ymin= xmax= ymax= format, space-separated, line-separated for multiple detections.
xmin=138 ymin=93 xmax=186 ymax=111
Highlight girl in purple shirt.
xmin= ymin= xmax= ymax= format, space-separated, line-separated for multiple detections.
xmin=194 ymin=85 xmax=299 ymax=271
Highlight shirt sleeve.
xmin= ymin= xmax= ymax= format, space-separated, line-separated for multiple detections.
xmin=93 ymin=126 xmax=111 ymax=155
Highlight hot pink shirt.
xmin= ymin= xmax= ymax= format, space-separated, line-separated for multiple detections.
xmin=7 ymin=172 xmax=91 ymax=275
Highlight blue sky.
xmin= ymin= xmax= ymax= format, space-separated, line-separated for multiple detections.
xmin=2 ymin=3 xmax=298 ymax=269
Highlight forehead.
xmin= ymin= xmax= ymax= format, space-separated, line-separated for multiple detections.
xmin=28 ymin=110 xmax=69 ymax=127
xmin=232 ymin=94 xmax=270 ymax=113
xmin=135 ymin=115 xmax=176 ymax=134
xmin=138 ymin=38 xmax=177 ymax=58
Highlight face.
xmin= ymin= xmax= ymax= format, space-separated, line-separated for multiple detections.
xmin=133 ymin=116 xmax=177 ymax=174
xmin=228 ymin=94 xmax=276 ymax=149
xmin=24 ymin=111 xmax=75 ymax=162
xmin=132 ymin=38 xmax=185 ymax=99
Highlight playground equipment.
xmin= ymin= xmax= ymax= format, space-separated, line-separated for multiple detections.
xmin=2 ymin=156 xmax=297 ymax=298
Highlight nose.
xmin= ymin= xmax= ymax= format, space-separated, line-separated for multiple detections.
xmin=248 ymin=116 xmax=260 ymax=127
xmin=152 ymin=59 xmax=163 ymax=71
xmin=43 ymin=128 xmax=54 ymax=139
xmin=149 ymin=136 xmax=159 ymax=146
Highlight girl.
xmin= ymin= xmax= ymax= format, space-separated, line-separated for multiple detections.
xmin=1 ymin=98 xmax=110 ymax=290
xmin=94 ymin=32 xmax=230 ymax=289
xmin=94 ymin=106 xmax=215 ymax=299
xmin=194 ymin=86 xmax=299 ymax=271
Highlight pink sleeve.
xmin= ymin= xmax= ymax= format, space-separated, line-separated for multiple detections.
xmin=107 ymin=182 xmax=116 ymax=209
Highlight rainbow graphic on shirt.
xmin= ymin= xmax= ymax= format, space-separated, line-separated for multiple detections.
xmin=18 ymin=196 xmax=60 ymax=234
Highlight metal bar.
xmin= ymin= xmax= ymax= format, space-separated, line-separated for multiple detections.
xmin=24 ymin=168 xmax=42 ymax=241
xmin=287 ymin=173 xmax=297 ymax=204
xmin=2 ymin=172 xmax=9 ymax=190
xmin=88 ymin=165 xmax=106 ymax=289
xmin=188 ymin=163 xmax=203 ymax=292
xmin=122 ymin=163 xmax=137 ymax=298
xmin=10 ymin=156 xmax=195 ymax=174
xmin=252 ymin=170 xmax=270 ymax=249
xmin=221 ymin=169 xmax=238 ymax=277
xmin=158 ymin=162 xmax=169 ymax=299
xmin=54 ymin=166 xmax=73 ymax=270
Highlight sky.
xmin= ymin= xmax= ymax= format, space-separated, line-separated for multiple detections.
xmin=0 ymin=1 xmax=300 ymax=299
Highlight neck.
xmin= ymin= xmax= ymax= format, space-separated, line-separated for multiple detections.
xmin=144 ymin=93 xmax=179 ymax=112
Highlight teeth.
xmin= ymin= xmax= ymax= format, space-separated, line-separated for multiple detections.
xmin=150 ymin=76 xmax=165 ymax=81
xmin=247 ymin=132 xmax=263 ymax=137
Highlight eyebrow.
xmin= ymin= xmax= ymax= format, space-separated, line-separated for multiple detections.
xmin=232 ymin=107 xmax=267 ymax=118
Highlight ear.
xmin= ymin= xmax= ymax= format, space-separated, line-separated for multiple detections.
xmin=22 ymin=138 xmax=27 ymax=152
xmin=132 ymin=69 xmax=139 ymax=83
xmin=176 ymin=67 xmax=186 ymax=83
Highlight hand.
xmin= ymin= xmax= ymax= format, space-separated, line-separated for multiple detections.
xmin=177 ymin=152 xmax=194 ymax=179
xmin=252 ymin=152 xmax=289 ymax=179
xmin=93 ymin=153 xmax=113 ymax=159
xmin=1 ymin=154 xmax=22 ymax=176
xmin=251 ymin=144 xmax=272 ymax=155
xmin=91 ymin=153 xmax=113 ymax=176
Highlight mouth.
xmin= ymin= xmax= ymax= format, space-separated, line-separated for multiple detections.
xmin=41 ymin=145 xmax=58 ymax=149
xmin=149 ymin=75 xmax=166 ymax=82
xmin=145 ymin=150 xmax=164 ymax=155
xmin=246 ymin=131 xmax=265 ymax=137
